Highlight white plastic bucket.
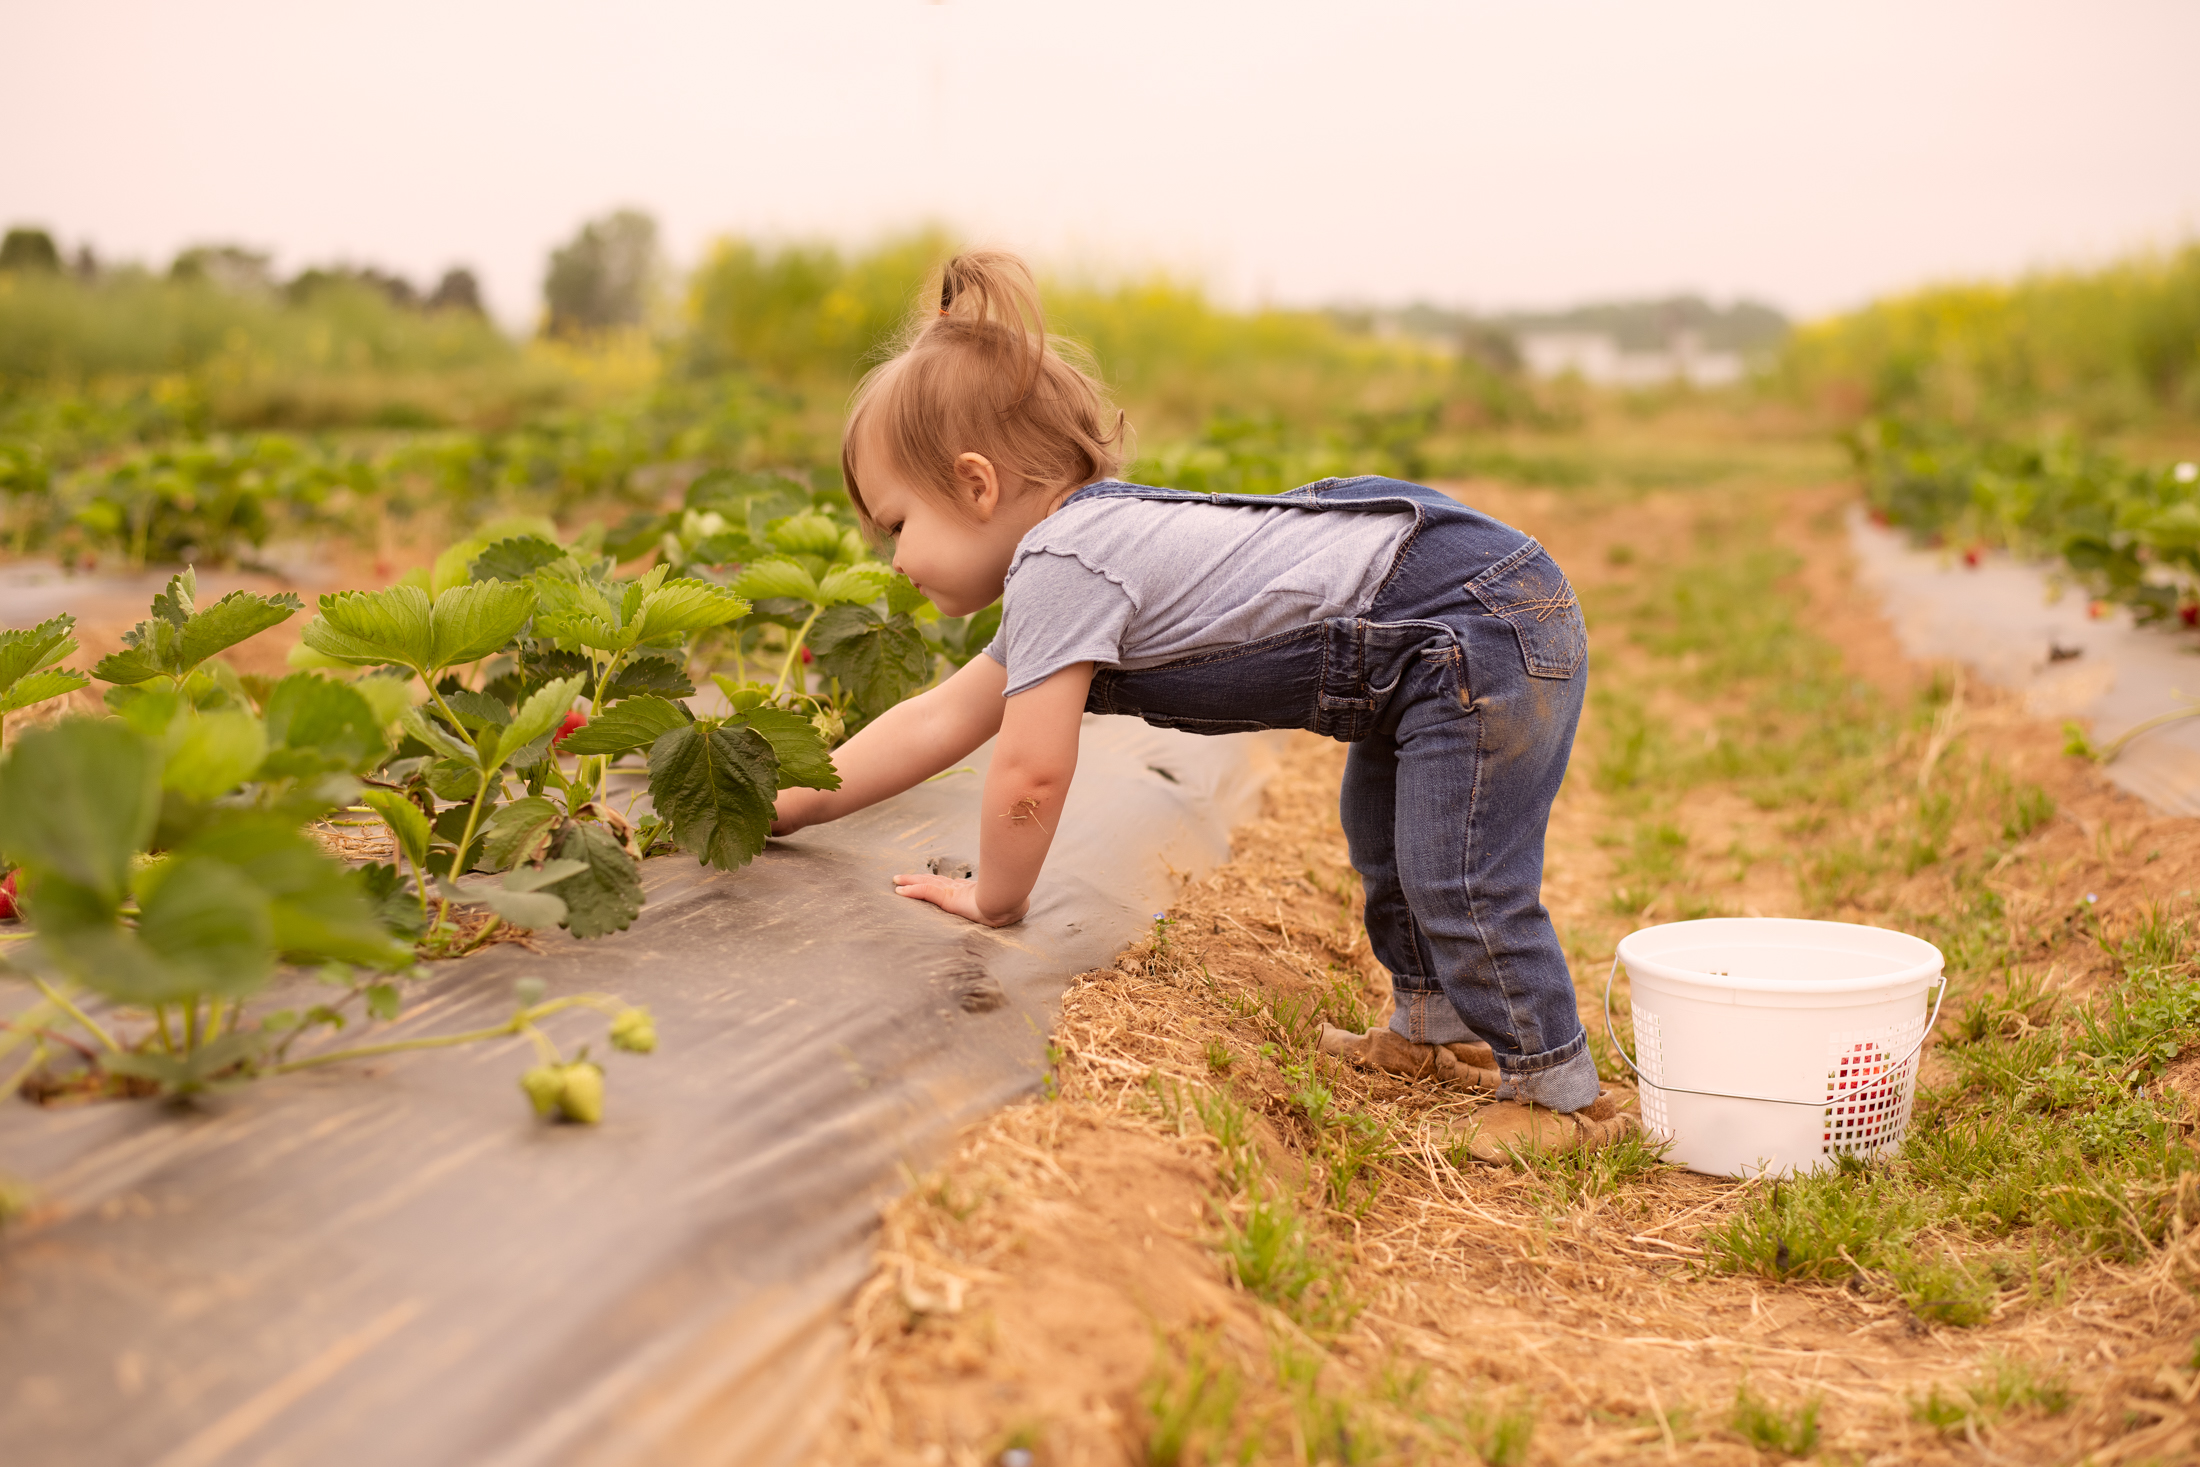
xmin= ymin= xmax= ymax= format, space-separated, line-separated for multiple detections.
xmin=1608 ymin=918 xmax=1945 ymax=1178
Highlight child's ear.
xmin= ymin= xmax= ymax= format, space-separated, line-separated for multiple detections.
xmin=954 ymin=453 xmax=1003 ymax=519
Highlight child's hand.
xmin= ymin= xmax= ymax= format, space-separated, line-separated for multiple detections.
xmin=892 ymin=871 xmax=1027 ymax=928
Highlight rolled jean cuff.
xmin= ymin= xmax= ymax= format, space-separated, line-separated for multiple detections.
xmin=1497 ymin=1042 xmax=1600 ymax=1113
xmin=1387 ymin=982 xmax=1479 ymax=1046
xmin=1498 ymin=1029 xmax=1588 ymax=1075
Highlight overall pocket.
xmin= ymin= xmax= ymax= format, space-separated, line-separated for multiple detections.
xmin=1463 ymin=541 xmax=1586 ymax=679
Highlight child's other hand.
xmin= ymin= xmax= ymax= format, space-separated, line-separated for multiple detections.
xmin=771 ymin=788 xmax=831 ymax=836
xmin=892 ymin=871 xmax=1026 ymax=928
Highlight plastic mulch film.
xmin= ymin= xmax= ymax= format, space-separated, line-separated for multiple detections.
xmin=1852 ymin=509 xmax=2200 ymax=817
xmin=0 ymin=719 xmax=1275 ymax=1467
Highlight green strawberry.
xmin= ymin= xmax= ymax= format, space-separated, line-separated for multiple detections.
xmin=520 ymin=1064 xmax=565 ymax=1117
xmin=609 ymin=1007 xmax=657 ymax=1054
xmin=557 ymin=1061 xmax=605 ymax=1124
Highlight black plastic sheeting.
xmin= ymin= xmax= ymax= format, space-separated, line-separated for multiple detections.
xmin=0 ymin=719 xmax=1272 ymax=1467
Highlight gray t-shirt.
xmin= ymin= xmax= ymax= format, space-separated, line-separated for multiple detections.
xmin=985 ymin=494 xmax=1414 ymax=696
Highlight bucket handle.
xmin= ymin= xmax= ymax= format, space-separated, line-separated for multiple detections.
xmin=1602 ymin=957 xmax=1947 ymax=1108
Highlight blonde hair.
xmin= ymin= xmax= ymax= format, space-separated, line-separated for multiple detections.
xmin=842 ymin=251 xmax=1127 ymax=539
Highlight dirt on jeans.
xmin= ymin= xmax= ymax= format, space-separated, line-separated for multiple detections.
xmin=804 ymin=481 xmax=2200 ymax=1467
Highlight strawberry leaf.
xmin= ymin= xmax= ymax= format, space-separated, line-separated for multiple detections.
xmin=731 ymin=557 xmax=821 ymax=604
xmin=399 ymin=705 xmax=477 ymax=764
xmin=646 ymin=721 xmax=779 ymax=870
xmin=730 ymin=707 xmax=840 ymax=790
xmin=178 ymin=815 xmax=414 ymax=970
xmin=160 ymin=710 xmax=268 ymax=800
xmin=482 ymin=796 xmax=561 ymax=870
xmin=180 ymin=589 xmax=304 ymax=670
xmin=493 ymin=675 xmax=586 ymax=769
xmin=556 ymin=694 xmax=692 ymax=756
xmin=303 ymin=581 xmax=535 ymax=676
xmin=766 ymin=512 xmax=848 ymax=559
xmin=479 ymin=884 xmax=566 ymax=931
xmin=816 ymin=564 xmax=895 ymax=606
xmin=603 ymin=652 xmax=694 ymax=700
xmin=261 ymin=673 xmax=387 ymax=773
xmin=0 ymin=718 xmax=161 ymax=904
xmin=97 ymin=576 xmax=301 ymax=684
xmin=429 ymin=580 xmax=540 ymax=668
xmin=470 ymin=535 xmax=565 ymax=583
xmin=0 ymin=667 xmax=90 ymax=715
xmin=810 ymin=605 xmax=932 ymax=724
xmin=632 ymin=578 xmax=750 ymax=641
xmin=303 ymin=586 xmax=435 ymax=670
xmin=545 ymin=820 xmax=644 ymax=937
xmin=0 ymin=614 xmax=80 ymax=691
xmin=362 ymin=789 xmax=432 ymax=870
xmin=500 ymin=857 xmax=588 ymax=892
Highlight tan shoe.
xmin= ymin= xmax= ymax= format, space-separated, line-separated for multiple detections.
xmin=1318 ymin=1025 xmax=1501 ymax=1091
xmin=1446 ymin=1088 xmax=1639 ymax=1164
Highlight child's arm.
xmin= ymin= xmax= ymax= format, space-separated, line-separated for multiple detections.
xmin=771 ymin=653 xmax=1012 ymax=835
xmin=889 ymin=662 xmax=1096 ymax=928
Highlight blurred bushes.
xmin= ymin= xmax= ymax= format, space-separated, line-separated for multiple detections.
xmin=0 ymin=268 xmax=563 ymax=430
xmin=680 ymin=231 xmax=1549 ymax=463
xmin=1783 ymin=244 xmax=2200 ymax=433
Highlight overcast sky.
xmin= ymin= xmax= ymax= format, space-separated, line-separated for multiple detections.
xmin=4 ymin=1 xmax=2196 ymax=328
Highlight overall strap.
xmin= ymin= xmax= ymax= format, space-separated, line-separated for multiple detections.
xmin=1061 ymin=476 xmax=1442 ymax=520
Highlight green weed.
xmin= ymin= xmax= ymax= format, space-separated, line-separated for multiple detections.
xmin=1999 ymin=782 xmax=2057 ymax=841
xmin=1910 ymin=1353 xmax=2073 ymax=1437
xmin=1460 ymin=1391 xmax=1537 ymax=1466
xmin=1142 ymin=1331 xmax=1244 ymax=1467
xmin=1214 ymin=1191 xmax=1353 ymax=1333
xmin=1532 ymin=1128 xmax=1672 ymax=1208
xmin=1704 ymin=1173 xmax=1922 ymax=1283
xmin=1274 ymin=1342 xmax=1375 ymax=1464
xmin=1885 ymin=1249 xmax=1999 ymax=1327
xmin=1260 ymin=992 xmax=1321 ymax=1052
xmin=1728 ymin=1382 xmax=1820 ymax=1457
xmin=1205 ymin=1038 xmax=1234 ymax=1074
xmin=1315 ymin=968 xmax=1374 ymax=1035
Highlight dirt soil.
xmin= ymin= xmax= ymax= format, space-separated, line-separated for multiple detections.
xmin=804 ymin=482 xmax=2200 ymax=1466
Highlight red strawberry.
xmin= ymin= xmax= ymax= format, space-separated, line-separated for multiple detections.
xmin=800 ymin=645 xmax=814 ymax=664
xmin=2183 ymin=604 xmax=2199 ymax=628
xmin=0 ymin=870 xmax=18 ymax=922
xmin=552 ymin=710 xmax=587 ymax=746
xmin=1962 ymin=547 xmax=1981 ymax=568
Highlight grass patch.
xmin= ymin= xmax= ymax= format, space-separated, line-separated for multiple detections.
xmin=1729 ymin=1382 xmax=1821 ymax=1457
xmin=1910 ymin=1352 xmax=2074 ymax=1437
xmin=1142 ymin=1330 xmax=1244 ymax=1467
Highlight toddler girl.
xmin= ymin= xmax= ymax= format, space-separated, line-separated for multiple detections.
xmin=770 ymin=253 xmax=1634 ymax=1158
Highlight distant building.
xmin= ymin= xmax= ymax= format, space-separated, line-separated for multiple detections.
xmin=1517 ymin=327 xmax=1746 ymax=387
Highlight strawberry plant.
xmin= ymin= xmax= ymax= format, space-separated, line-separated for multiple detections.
xmin=299 ymin=503 xmax=943 ymax=949
xmin=1854 ymin=418 xmax=2200 ymax=628
xmin=0 ymin=569 xmax=655 ymax=1119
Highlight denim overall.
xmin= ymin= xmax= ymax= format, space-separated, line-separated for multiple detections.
xmin=1071 ymin=476 xmax=1591 ymax=1085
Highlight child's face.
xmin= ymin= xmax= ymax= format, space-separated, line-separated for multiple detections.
xmin=854 ymin=433 xmax=1056 ymax=618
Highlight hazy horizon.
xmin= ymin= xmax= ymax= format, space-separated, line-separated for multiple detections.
xmin=5 ymin=0 xmax=2196 ymax=330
